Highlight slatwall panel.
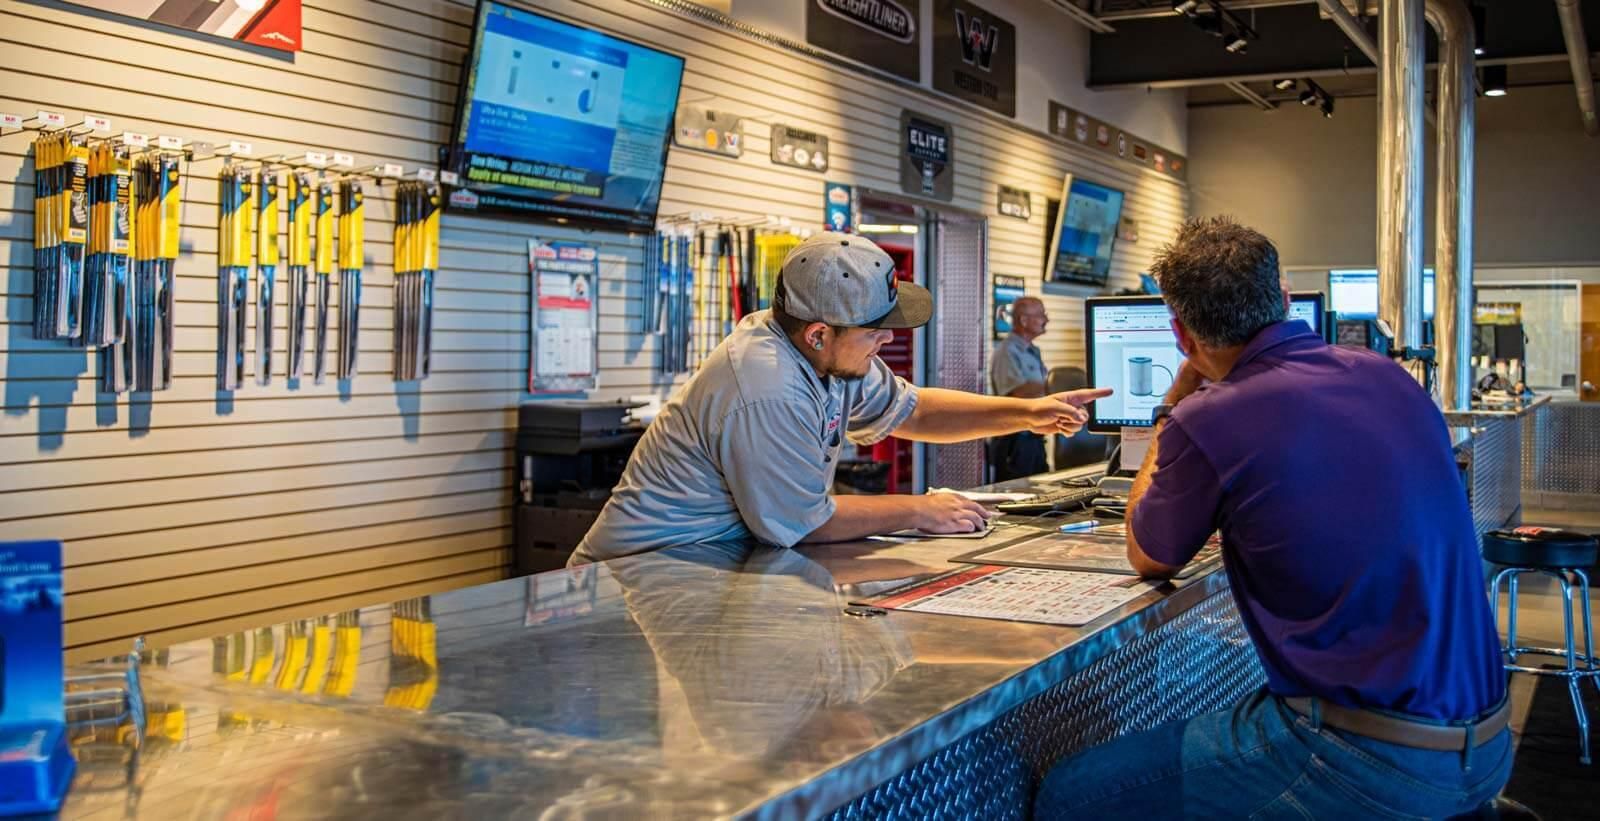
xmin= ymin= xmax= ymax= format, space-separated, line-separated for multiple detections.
xmin=0 ymin=0 xmax=1187 ymax=663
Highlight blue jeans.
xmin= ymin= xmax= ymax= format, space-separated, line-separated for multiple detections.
xmin=1034 ymin=689 xmax=1513 ymax=819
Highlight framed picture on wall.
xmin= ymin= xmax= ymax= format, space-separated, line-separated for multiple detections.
xmin=993 ymin=275 xmax=1026 ymax=340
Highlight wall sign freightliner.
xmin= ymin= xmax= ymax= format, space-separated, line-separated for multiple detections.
xmin=808 ymin=0 xmax=921 ymax=81
xmin=1047 ymin=100 xmax=1187 ymax=182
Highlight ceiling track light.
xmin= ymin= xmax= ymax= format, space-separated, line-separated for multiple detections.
xmin=1182 ymin=0 xmax=1257 ymax=55
xmin=1482 ymin=64 xmax=1508 ymax=97
xmin=1471 ymin=2 xmax=1487 ymax=56
xmin=1172 ymin=0 xmax=1200 ymax=15
xmin=1273 ymin=78 xmax=1298 ymax=91
xmin=1225 ymin=35 xmax=1249 ymax=53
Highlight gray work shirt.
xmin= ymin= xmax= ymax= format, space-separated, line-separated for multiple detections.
xmin=573 ymin=310 xmax=920 ymax=563
xmin=990 ymin=332 xmax=1047 ymax=396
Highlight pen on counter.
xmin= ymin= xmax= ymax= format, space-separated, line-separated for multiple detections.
xmin=1059 ymin=519 xmax=1101 ymax=533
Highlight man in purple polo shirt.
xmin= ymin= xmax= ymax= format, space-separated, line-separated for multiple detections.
xmin=1035 ymin=217 xmax=1511 ymax=819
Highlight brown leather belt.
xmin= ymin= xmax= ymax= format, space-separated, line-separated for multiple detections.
xmin=1283 ymin=696 xmax=1511 ymax=752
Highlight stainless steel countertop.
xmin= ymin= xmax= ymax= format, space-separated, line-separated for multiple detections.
xmin=60 ymin=508 xmax=1224 ymax=819
xmin=1443 ymin=392 xmax=1554 ymax=423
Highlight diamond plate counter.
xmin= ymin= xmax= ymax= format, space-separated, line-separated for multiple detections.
xmin=59 ymin=537 xmax=1258 ymax=819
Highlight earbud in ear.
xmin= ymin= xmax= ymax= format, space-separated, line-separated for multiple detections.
xmin=813 ymin=340 xmax=825 ymax=351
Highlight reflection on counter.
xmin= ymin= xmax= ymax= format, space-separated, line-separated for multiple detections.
xmin=54 ymin=538 xmax=1201 ymax=819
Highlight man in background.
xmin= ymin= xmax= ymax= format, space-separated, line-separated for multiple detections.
xmin=989 ymin=296 xmax=1051 ymax=480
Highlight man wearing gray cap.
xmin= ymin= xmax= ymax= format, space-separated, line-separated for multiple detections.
xmin=571 ymin=234 xmax=1111 ymax=564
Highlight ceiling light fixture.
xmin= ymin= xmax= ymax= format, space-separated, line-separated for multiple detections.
xmin=1471 ymin=2 xmax=1487 ymax=56
xmin=1273 ymin=78 xmax=1297 ymax=91
xmin=1172 ymin=0 xmax=1200 ymax=15
xmin=1482 ymin=64 xmax=1508 ymax=97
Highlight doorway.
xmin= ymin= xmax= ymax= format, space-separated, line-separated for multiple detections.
xmin=857 ymin=192 xmax=990 ymax=492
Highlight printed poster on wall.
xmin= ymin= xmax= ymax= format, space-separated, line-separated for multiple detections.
xmin=529 ymin=240 xmax=599 ymax=393
xmin=932 ymin=0 xmax=1016 ymax=117
xmin=993 ymin=275 xmax=1025 ymax=340
xmin=807 ymin=0 xmax=921 ymax=82
xmin=59 ymin=0 xmax=303 ymax=51
xmin=901 ymin=110 xmax=955 ymax=201
xmin=825 ymin=181 xmax=854 ymax=232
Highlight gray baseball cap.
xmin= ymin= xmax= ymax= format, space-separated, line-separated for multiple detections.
xmin=773 ymin=233 xmax=933 ymax=329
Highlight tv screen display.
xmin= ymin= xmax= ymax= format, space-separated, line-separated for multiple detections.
xmin=1045 ymin=175 xmax=1125 ymax=286
xmin=1329 ymin=269 xmax=1435 ymax=319
xmin=446 ymin=2 xmax=685 ymax=232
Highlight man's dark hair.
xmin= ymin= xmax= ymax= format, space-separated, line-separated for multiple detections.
xmin=1151 ymin=216 xmax=1286 ymax=347
xmin=771 ymin=301 xmax=845 ymax=339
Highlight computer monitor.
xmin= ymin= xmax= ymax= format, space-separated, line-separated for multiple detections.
xmin=1329 ymin=269 xmax=1435 ymax=319
xmin=1085 ymin=296 xmax=1184 ymax=433
xmin=1289 ymin=291 xmax=1325 ymax=336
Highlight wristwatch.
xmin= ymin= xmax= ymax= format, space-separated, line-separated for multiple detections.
xmin=1151 ymin=403 xmax=1175 ymax=426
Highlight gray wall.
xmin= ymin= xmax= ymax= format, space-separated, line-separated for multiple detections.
xmin=1188 ymin=84 xmax=1600 ymax=270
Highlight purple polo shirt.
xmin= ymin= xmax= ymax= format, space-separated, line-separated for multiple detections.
xmin=1132 ymin=320 xmax=1506 ymax=721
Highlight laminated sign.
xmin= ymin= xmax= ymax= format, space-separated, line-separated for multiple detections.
xmin=900 ymin=111 xmax=954 ymax=201
xmin=933 ymin=0 xmax=1016 ymax=117
xmin=808 ymin=0 xmax=920 ymax=82
xmin=58 ymin=0 xmax=302 ymax=51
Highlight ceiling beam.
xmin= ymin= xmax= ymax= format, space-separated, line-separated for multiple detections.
xmin=1224 ymin=80 xmax=1279 ymax=108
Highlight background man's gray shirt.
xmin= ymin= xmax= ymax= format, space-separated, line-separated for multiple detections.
xmin=573 ymin=310 xmax=919 ymax=563
xmin=990 ymin=332 xmax=1047 ymax=396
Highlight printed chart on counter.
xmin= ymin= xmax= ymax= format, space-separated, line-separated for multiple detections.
xmin=857 ymin=565 xmax=1162 ymax=626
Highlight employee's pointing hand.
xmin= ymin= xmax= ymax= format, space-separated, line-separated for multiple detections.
xmin=1028 ymin=388 xmax=1114 ymax=436
xmin=916 ymin=493 xmax=995 ymax=534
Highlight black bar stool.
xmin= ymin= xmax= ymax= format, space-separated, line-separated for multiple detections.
xmin=1484 ymin=527 xmax=1600 ymax=765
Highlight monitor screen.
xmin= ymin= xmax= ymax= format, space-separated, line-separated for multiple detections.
xmin=1288 ymin=291 xmax=1325 ymax=335
xmin=445 ymin=2 xmax=685 ymax=231
xmin=1045 ymin=175 xmax=1125 ymax=286
xmin=1084 ymin=297 xmax=1184 ymax=431
xmin=1329 ymin=269 xmax=1434 ymax=319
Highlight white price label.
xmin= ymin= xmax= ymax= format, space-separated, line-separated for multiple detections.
xmin=229 ymin=140 xmax=254 ymax=156
xmin=382 ymin=163 xmax=404 ymax=178
xmin=416 ymin=168 xmax=437 ymax=182
xmin=1 ymin=114 xmax=21 ymax=129
xmin=157 ymin=135 xmax=184 ymax=150
xmin=85 ymin=115 xmax=112 ymax=133
xmin=305 ymin=151 xmax=329 ymax=167
xmin=333 ymin=152 xmax=355 ymax=168
xmin=38 ymin=110 xmax=66 ymax=128
xmin=439 ymin=170 xmax=460 ymax=185
xmin=123 ymin=132 xmax=149 ymax=148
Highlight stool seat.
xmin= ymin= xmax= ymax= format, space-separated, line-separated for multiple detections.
xmin=1483 ymin=527 xmax=1598 ymax=570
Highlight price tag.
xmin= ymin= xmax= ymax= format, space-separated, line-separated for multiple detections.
xmin=37 ymin=110 xmax=66 ymax=128
xmin=416 ymin=168 xmax=437 ymax=182
xmin=1 ymin=114 xmax=21 ymax=129
xmin=333 ymin=152 xmax=355 ymax=168
xmin=305 ymin=151 xmax=329 ymax=167
xmin=439 ymin=170 xmax=460 ymax=185
xmin=157 ymin=135 xmax=184 ymax=150
xmin=85 ymin=115 xmax=112 ymax=133
xmin=229 ymin=140 xmax=254 ymax=156
xmin=123 ymin=132 xmax=149 ymax=148
xmin=382 ymin=163 xmax=404 ymax=178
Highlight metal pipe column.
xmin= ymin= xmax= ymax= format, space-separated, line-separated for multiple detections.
xmin=1426 ymin=0 xmax=1477 ymax=411
xmin=1377 ymin=0 xmax=1427 ymax=356
xmin=1555 ymin=0 xmax=1600 ymax=137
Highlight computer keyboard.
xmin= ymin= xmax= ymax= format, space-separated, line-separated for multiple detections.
xmin=996 ymin=485 xmax=1102 ymax=515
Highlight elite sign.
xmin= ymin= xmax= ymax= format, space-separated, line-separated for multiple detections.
xmin=901 ymin=110 xmax=954 ymax=201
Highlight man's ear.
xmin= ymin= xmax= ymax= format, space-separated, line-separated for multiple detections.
xmin=1170 ymin=318 xmax=1196 ymax=359
xmin=805 ymin=322 xmax=830 ymax=351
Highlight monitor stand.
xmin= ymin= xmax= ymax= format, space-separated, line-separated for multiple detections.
xmin=1097 ymin=426 xmax=1153 ymax=498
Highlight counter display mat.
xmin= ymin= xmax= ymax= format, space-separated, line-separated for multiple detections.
xmin=953 ymin=531 xmax=1221 ymax=579
xmin=850 ymin=565 xmax=1162 ymax=627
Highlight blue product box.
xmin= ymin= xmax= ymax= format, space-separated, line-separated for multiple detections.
xmin=0 ymin=541 xmax=72 ymax=815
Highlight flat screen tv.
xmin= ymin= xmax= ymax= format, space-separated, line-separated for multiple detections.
xmin=1044 ymin=174 xmax=1125 ymax=286
xmin=444 ymin=2 xmax=685 ymax=232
